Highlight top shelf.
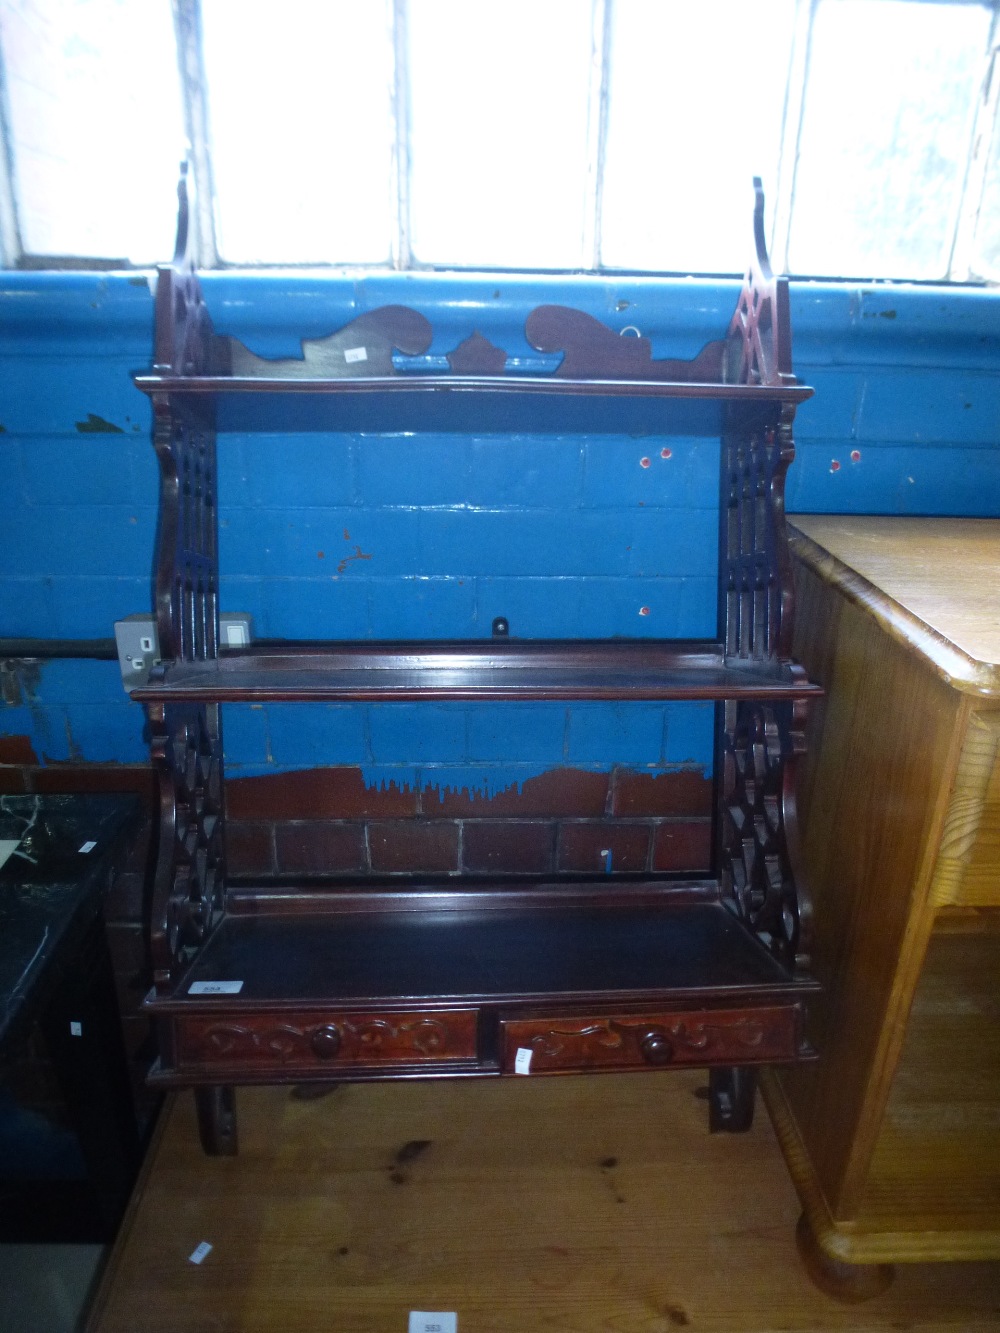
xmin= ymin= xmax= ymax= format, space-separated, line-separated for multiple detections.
xmin=136 ymin=173 xmax=811 ymax=435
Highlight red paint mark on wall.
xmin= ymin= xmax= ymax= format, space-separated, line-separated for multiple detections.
xmin=850 ymin=449 xmax=861 ymax=462
xmin=639 ymin=606 xmax=650 ymax=616
xmin=830 ymin=459 xmax=841 ymax=472
xmin=317 ymin=551 xmax=325 ymax=559
xmin=639 ymin=457 xmax=651 ymax=469
xmin=336 ymin=545 xmax=373 ymax=575
xmin=660 ymin=448 xmax=672 ymax=459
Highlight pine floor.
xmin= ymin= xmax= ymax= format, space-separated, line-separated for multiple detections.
xmin=87 ymin=1071 xmax=1000 ymax=1333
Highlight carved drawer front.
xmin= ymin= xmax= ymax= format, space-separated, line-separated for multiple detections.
xmin=175 ymin=1009 xmax=479 ymax=1072
xmin=501 ymin=1006 xmax=800 ymax=1074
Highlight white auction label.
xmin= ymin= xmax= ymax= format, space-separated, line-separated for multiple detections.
xmin=408 ymin=1314 xmax=456 ymax=1333
xmin=188 ymin=1242 xmax=213 ymax=1265
xmin=514 ymin=1047 xmax=533 ymax=1075
xmin=344 ymin=346 xmax=368 ymax=364
xmin=78 ymin=840 xmax=97 ymax=853
xmin=188 ymin=980 xmax=244 ymax=995
xmin=70 ymin=1021 xmax=83 ymax=1037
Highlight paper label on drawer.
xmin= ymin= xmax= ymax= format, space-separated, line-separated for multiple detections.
xmin=188 ymin=1242 xmax=213 ymax=1265
xmin=78 ymin=840 xmax=97 ymax=853
xmin=408 ymin=1314 xmax=456 ymax=1333
xmin=514 ymin=1047 xmax=533 ymax=1075
xmin=188 ymin=980 xmax=244 ymax=995
xmin=344 ymin=346 xmax=367 ymax=364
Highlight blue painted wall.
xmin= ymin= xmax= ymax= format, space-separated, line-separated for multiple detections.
xmin=1 ymin=271 xmax=998 ymax=781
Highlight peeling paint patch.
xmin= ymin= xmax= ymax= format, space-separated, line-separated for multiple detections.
xmin=75 ymin=413 xmax=124 ymax=434
xmin=0 ymin=424 xmax=6 ymax=433
xmin=878 ymin=309 xmax=897 ymax=319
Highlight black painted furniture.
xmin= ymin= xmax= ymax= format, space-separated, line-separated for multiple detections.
xmin=134 ymin=172 xmax=819 ymax=1155
xmin=0 ymin=793 xmax=141 ymax=1240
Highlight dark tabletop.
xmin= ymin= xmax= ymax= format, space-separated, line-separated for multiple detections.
xmin=0 ymin=793 xmax=141 ymax=1051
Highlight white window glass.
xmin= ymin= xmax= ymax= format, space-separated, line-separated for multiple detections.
xmin=972 ymin=93 xmax=1000 ymax=280
xmin=789 ymin=0 xmax=990 ymax=279
xmin=601 ymin=0 xmax=796 ymax=273
xmin=0 ymin=0 xmax=184 ymax=261
xmin=202 ymin=0 xmax=395 ymax=264
xmin=407 ymin=0 xmax=593 ymax=268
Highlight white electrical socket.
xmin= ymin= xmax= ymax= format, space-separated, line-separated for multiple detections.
xmin=113 ymin=613 xmax=253 ymax=692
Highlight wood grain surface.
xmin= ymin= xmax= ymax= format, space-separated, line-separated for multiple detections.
xmin=789 ymin=516 xmax=1000 ymax=694
xmin=87 ymin=1075 xmax=1000 ymax=1333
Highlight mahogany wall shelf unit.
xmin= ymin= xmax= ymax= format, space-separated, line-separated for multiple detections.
xmin=134 ymin=171 xmax=820 ymax=1158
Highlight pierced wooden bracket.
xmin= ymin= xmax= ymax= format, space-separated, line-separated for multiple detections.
xmin=525 ymin=305 xmax=725 ymax=381
xmin=226 ymin=306 xmax=433 ymax=378
xmin=718 ymin=695 xmax=813 ymax=976
xmin=725 ymin=178 xmax=796 ymax=389
xmin=446 ymin=331 xmax=507 ymax=374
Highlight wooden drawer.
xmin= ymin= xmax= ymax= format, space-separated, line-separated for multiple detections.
xmin=174 ymin=1009 xmax=479 ymax=1074
xmin=501 ymin=1006 xmax=801 ymax=1074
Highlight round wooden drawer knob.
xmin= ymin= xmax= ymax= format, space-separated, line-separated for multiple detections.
xmin=310 ymin=1024 xmax=342 ymax=1059
xmin=638 ymin=1029 xmax=674 ymax=1065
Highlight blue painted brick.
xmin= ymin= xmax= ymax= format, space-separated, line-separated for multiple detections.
xmin=358 ymin=764 xmax=421 ymax=799
xmin=419 ymin=511 xmax=633 ymax=577
xmin=220 ymin=508 xmax=422 ymax=578
xmin=576 ymin=576 xmax=717 ymax=639
xmin=0 ymin=356 xmax=148 ymax=435
xmin=236 ymin=433 xmax=356 ymax=508
xmin=369 ymin=703 xmax=467 ymax=764
xmin=0 ymin=506 xmax=155 ymax=577
xmin=792 ymin=369 xmax=864 ymax=441
xmin=566 ymin=703 xmax=666 ymax=765
xmin=63 ymin=702 xmax=147 ymax=763
xmin=32 ymin=659 xmax=125 ymax=705
xmin=267 ymin=704 xmax=368 ymax=768
xmin=476 ymin=577 xmax=586 ymax=637
xmin=357 ymin=434 xmax=469 ymax=507
xmin=466 ymin=437 xmax=582 ymax=508
xmin=221 ymin=704 xmax=271 ymax=768
xmin=857 ymin=370 xmax=1000 ymax=445
xmin=467 ymin=703 xmax=566 ymax=763
xmin=48 ymin=577 xmax=151 ymax=639
xmin=218 ymin=576 xmax=264 ymax=628
xmin=0 ymin=576 xmax=56 ymax=637
xmin=664 ymin=702 xmax=715 ymax=769
xmin=628 ymin=508 xmax=718 ymax=578
xmin=19 ymin=435 xmax=146 ymax=506
xmin=787 ymin=442 xmax=1000 ymax=518
xmin=255 ymin=577 xmax=370 ymax=639
xmin=368 ymin=578 xmax=476 ymax=638
xmin=581 ymin=436 xmax=716 ymax=509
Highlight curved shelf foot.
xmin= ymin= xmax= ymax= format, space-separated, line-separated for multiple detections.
xmin=795 ymin=1213 xmax=894 ymax=1303
xmin=195 ymin=1085 xmax=239 ymax=1157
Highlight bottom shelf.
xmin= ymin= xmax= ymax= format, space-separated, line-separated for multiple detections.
xmin=147 ymin=893 xmax=817 ymax=1088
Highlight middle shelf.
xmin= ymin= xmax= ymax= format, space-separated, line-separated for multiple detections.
xmin=134 ymin=639 xmax=824 ymax=704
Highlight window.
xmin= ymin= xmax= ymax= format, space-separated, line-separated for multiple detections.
xmin=0 ymin=0 xmax=997 ymax=280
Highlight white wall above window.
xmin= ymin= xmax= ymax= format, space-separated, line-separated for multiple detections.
xmin=0 ymin=0 xmax=997 ymax=280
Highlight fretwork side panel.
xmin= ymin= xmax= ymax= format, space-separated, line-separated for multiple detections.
xmin=718 ymin=695 xmax=812 ymax=978
xmin=721 ymin=416 xmax=796 ymax=664
xmin=147 ymin=701 xmax=226 ymax=991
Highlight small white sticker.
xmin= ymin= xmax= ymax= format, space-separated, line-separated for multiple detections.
xmin=408 ymin=1314 xmax=456 ymax=1333
xmin=78 ymin=841 xmax=97 ymax=854
xmin=70 ymin=1021 xmax=83 ymax=1037
xmin=343 ymin=346 xmax=368 ymax=364
xmin=188 ymin=1242 xmax=213 ymax=1265
xmin=514 ymin=1047 xmax=533 ymax=1075
xmin=189 ymin=980 xmax=244 ymax=995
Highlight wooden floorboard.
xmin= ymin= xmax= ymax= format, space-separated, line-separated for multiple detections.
xmin=87 ymin=1072 xmax=1000 ymax=1333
